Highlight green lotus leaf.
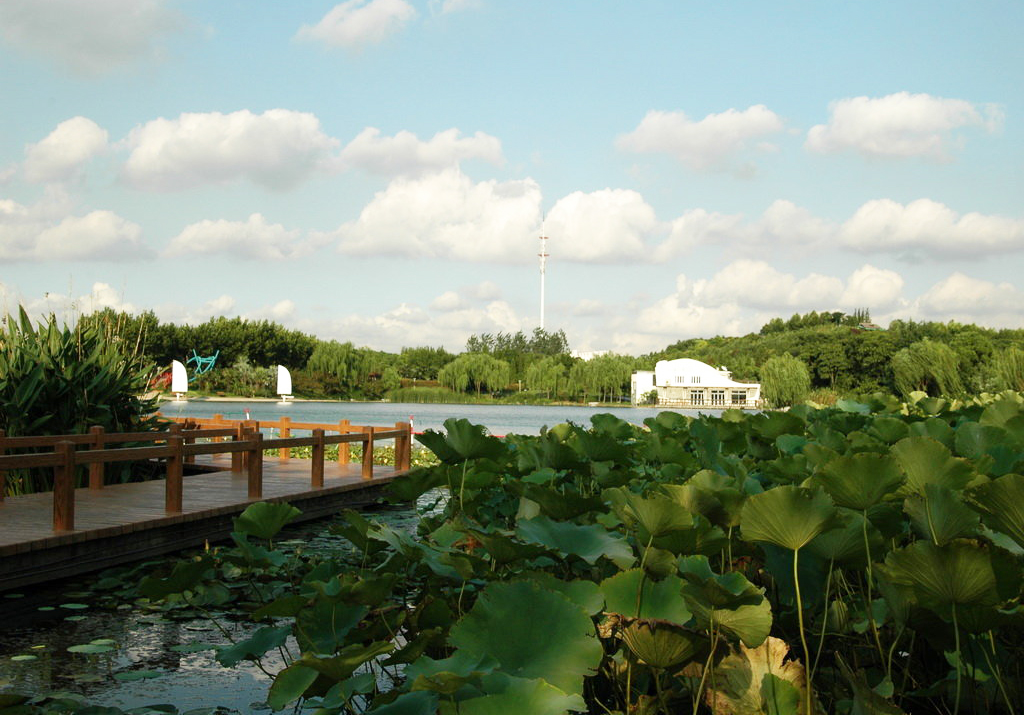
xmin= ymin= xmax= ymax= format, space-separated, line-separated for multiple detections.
xmin=640 ymin=546 xmax=678 ymax=579
xmin=462 ymin=528 xmax=547 ymax=566
xmin=775 ymin=434 xmax=808 ymax=455
xmin=367 ymin=690 xmax=439 ymax=714
xmin=512 ymin=482 xmax=606 ymax=521
xmin=442 ymin=418 xmax=506 ymax=461
xmin=67 ymin=643 xmax=115 ymax=654
xmin=512 ymin=572 xmax=605 ymax=615
xmin=620 ymin=619 xmax=708 ymax=669
xmin=604 ymin=488 xmax=694 ymax=539
xmin=138 ymin=554 xmax=215 ymax=599
xmin=867 ymin=416 xmax=910 ymax=445
xmin=677 ymin=555 xmax=764 ymax=608
xmin=295 ymin=598 xmax=368 ymax=654
xmin=232 ymin=501 xmax=302 ymax=541
xmin=516 ymin=516 xmax=634 ymax=568
xmin=907 ymin=417 xmax=955 ymax=448
xmin=572 ymin=425 xmax=631 ymax=463
xmin=740 ymin=485 xmax=841 ymax=551
xmin=405 ymin=649 xmax=498 ymax=694
xmin=267 ymin=664 xmax=319 ymax=710
xmin=806 ymin=509 xmax=883 ymax=566
xmin=416 ymin=430 xmax=463 ymax=464
xmin=891 ymin=437 xmax=974 ymax=495
xmin=449 ymin=580 xmax=603 ymax=696
xmin=590 ymin=412 xmax=638 ymax=440
xmin=299 ymin=641 xmax=395 ymax=681
xmin=903 ymin=484 xmax=980 ymax=546
xmin=815 ymin=453 xmax=904 ymax=510
xmin=443 ymin=674 xmax=587 ymax=715
xmin=980 ymin=396 xmax=1024 ymax=428
xmin=651 ymin=515 xmax=730 ymax=557
xmin=837 ymin=656 xmax=907 ymax=715
xmin=955 ymin=422 xmax=1023 ymax=476
xmin=803 ymin=442 xmax=840 ymax=471
xmin=878 ymin=540 xmax=1018 ymax=612
xmin=600 ymin=569 xmax=691 ymax=624
xmin=216 ymin=625 xmax=291 ymax=667
xmin=968 ymin=473 xmax=1024 ymax=549
xmin=705 ymin=637 xmax=807 ymax=715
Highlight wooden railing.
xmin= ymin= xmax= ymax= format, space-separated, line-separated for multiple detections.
xmin=0 ymin=417 xmax=413 ymax=533
xmin=654 ymin=399 xmax=764 ymax=409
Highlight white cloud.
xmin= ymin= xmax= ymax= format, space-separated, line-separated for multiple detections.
xmin=340 ymin=127 xmax=503 ymax=176
xmin=839 ymin=265 xmax=905 ymax=309
xmin=296 ymin=0 xmax=417 ymax=50
xmin=155 ymin=294 xmax=238 ymax=326
xmin=122 ymin=109 xmax=339 ymax=191
xmin=166 ymin=214 xmax=324 ymax=260
xmin=0 ymin=0 xmax=188 ymax=76
xmin=0 ymin=194 xmax=148 ymax=262
xmin=23 ymin=117 xmax=109 ymax=183
xmin=545 ymin=189 xmax=659 ymax=262
xmin=655 ymin=200 xmax=831 ymax=261
xmin=806 ymin=92 xmax=1003 ymax=160
xmin=430 ymin=290 xmax=464 ymax=311
xmin=0 ymin=282 xmax=137 ymax=324
xmin=689 ymin=260 xmax=845 ymax=311
xmin=839 ymin=198 xmax=1024 ymax=258
xmin=913 ymin=273 xmax=1024 ymax=323
xmin=334 ymin=168 xmax=541 ymax=261
xmin=617 ymin=105 xmax=785 ymax=171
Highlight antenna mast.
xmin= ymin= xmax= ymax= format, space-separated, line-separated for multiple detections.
xmin=538 ymin=222 xmax=549 ymax=330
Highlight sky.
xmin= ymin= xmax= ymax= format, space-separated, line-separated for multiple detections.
xmin=1 ymin=0 xmax=1022 ymax=356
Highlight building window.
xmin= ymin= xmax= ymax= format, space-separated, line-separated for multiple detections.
xmin=710 ymin=389 xmax=726 ymax=405
xmin=690 ymin=390 xmax=703 ymax=405
xmin=691 ymin=376 xmax=701 ymax=384
xmin=675 ymin=375 xmax=685 ymax=384
xmin=731 ymin=390 xmax=747 ymax=405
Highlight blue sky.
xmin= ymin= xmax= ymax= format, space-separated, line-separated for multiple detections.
xmin=1 ymin=0 xmax=1022 ymax=354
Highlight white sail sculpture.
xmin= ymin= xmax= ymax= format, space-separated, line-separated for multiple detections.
xmin=171 ymin=360 xmax=188 ymax=402
xmin=277 ymin=365 xmax=293 ymax=402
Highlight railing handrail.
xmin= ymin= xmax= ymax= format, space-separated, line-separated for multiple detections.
xmin=0 ymin=416 xmax=414 ymax=531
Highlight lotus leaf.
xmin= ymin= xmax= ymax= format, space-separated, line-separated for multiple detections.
xmin=449 ymin=580 xmax=603 ymax=696
xmin=600 ymin=569 xmax=691 ymax=623
xmin=216 ymin=625 xmax=291 ymax=666
xmin=955 ymin=422 xmax=1022 ymax=475
xmin=878 ymin=540 xmax=1020 ymax=614
xmin=590 ymin=412 xmax=638 ymax=440
xmin=267 ymin=664 xmax=319 ymax=710
xmin=604 ymin=488 xmax=693 ymax=539
xmin=404 ymin=649 xmax=498 ymax=693
xmin=816 ymin=453 xmax=904 ymax=510
xmin=299 ymin=641 xmax=395 ymax=681
xmin=705 ymin=637 xmax=808 ymax=715
xmin=806 ymin=509 xmax=883 ymax=566
xmin=572 ymin=425 xmax=631 ymax=462
xmin=513 ymin=572 xmax=605 ymax=615
xmin=620 ymin=619 xmax=707 ymax=669
xmin=294 ymin=599 xmax=367 ymax=654
xmin=740 ymin=485 xmax=841 ymax=551
xmin=890 ymin=437 xmax=974 ymax=495
xmin=441 ymin=674 xmax=587 ymax=715
xmin=511 ymin=482 xmax=606 ymax=521
xmin=867 ymin=416 xmax=910 ymax=445
xmin=462 ymin=528 xmax=547 ymax=565
xmin=516 ymin=516 xmax=634 ymax=568
xmin=968 ymin=473 xmax=1024 ymax=549
xmin=138 ymin=554 xmax=215 ymax=599
xmin=232 ymin=502 xmax=301 ymax=541
xmin=903 ymin=484 xmax=980 ymax=546
xmin=367 ymin=691 xmax=439 ymax=714
xmin=441 ymin=418 xmax=506 ymax=461
xmin=907 ymin=417 xmax=955 ymax=448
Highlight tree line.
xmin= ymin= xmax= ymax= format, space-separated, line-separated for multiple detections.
xmin=73 ymin=308 xmax=1024 ymax=403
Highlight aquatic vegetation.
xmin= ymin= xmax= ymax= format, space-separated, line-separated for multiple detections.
xmin=9 ymin=390 xmax=1024 ymax=713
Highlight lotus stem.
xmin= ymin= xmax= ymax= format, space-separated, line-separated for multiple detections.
xmin=985 ymin=630 xmax=1015 ymax=715
xmin=811 ymin=559 xmax=834 ymax=679
xmin=793 ymin=547 xmax=814 ymax=715
xmin=952 ymin=604 xmax=962 ymax=715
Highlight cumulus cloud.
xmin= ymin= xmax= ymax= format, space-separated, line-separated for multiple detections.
xmin=806 ymin=92 xmax=1003 ymax=160
xmin=23 ymin=117 xmax=109 ymax=183
xmin=655 ymin=200 xmax=832 ymax=261
xmin=429 ymin=0 xmax=482 ymax=14
xmin=839 ymin=198 xmax=1024 ymax=258
xmin=545 ymin=189 xmax=659 ymax=262
xmin=296 ymin=0 xmax=417 ymax=50
xmin=334 ymin=168 xmax=541 ymax=261
xmin=0 ymin=194 xmax=149 ymax=262
xmin=340 ymin=127 xmax=503 ymax=176
xmin=617 ymin=105 xmax=785 ymax=171
xmin=122 ymin=109 xmax=339 ymax=191
xmin=838 ymin=265 xmax=905 ymax=309
xmin=913 ymin=273 xmax=1024 ymax=323
xmin=0 ymin=282 xmax=138 ymax=325
xmin=0 ymin=0 xmax=189 ymax=75
xmin=166 ymin=214 xmax=325 ymax=260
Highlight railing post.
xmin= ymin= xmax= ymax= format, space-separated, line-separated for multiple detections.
xmin=247 ymin=429 xmax=263 ymax=499
xmin=338 ymin=420 xmax=350 ymax=464
xmin=361 ymin=426 xmax=374 ymax=479
xmin=0 ymin=428 xmax=6 ymax=502
xmin=232 ymin=423 xmax=245 ymax=472
xmin=279 ymin=416 xmax=291 ymax=461
xmin=212 ymin=414 xmax=224 ymax=443
xmin=53 ymin=441 xmax=75 ymax=532
xmin=166 ymin=434 xmax=184 ymax=513
xmin=311 ymin=428 xmax=324 ymax=488
xmin=88 ymin=425 xmax=105 ymax=490
xmin=395 ymin=421 xmax=411 ymax=471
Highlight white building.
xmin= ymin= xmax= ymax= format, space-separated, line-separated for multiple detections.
xmin=631 ymin=358 xmax=761 ymax=408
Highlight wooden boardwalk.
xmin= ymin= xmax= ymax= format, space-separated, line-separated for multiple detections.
xmin=0 ymin=456 xmax=407 ymax=592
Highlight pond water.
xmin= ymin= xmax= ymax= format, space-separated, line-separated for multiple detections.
xmin=0 ymin=502 xmax=423 ymax=712
xmin=156 ymin=399 xmax=718 ymax=436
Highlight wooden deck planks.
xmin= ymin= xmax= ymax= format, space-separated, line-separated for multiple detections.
xmin=0 ymin=456 xmax=406 ymax=590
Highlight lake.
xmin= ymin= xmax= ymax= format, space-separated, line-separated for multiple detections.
xmin=156 ymin=399 xmax=719 ymax=436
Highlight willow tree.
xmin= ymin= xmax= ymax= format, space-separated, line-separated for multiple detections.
xmin=993 ymin=347 xmax=1024 ymax=391
xmin=438 ymin=353 xmax=512 ymax=395
xmin=525 ymin=355 xmax=567 ymax=398
xmin=892 ymin=339 xmax=964 ymax=398
xmin=760 ymin=353 xmax=811 ymax=407
xmin=568 ymin=354 xmax=634 ymax=403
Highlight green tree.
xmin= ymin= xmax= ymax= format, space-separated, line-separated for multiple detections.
xmin=891 ymin=339 xmax=964 ymax=397
xmin=992 ymin=347 xmax=1024 ymax=391
xmin=524 ymin=355 xmax=567 ymax=398
xmin=760 ymin=353 xmax=811 ymax=407
xmin=396 ymin=346 xmax=455 ymax=381
xmin=438 ymin=353 xmax=512 ymax=395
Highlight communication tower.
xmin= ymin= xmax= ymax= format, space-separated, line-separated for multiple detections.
xmin=538 ymin=226 xmax=549 ymax=330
